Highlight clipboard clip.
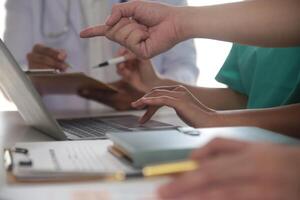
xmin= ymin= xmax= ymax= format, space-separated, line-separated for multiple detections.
xmin=4 ymin=148 xmax=13 ymax=171
xmin=3 ymin=147 xmax=33 ymax=171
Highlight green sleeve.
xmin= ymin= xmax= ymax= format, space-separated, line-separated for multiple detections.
xmin=215 ymin=44 xmax=246 ymax=95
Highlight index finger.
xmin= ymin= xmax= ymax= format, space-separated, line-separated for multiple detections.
xmin=80 ymin=25 xmax=110 ymax=38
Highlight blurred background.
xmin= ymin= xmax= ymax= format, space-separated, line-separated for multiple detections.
xmin=0 ymin=0 xmax=239 ymax=111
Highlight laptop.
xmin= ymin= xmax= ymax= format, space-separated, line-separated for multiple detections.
xmin=0 ymin=39 xmax=175 ymax=140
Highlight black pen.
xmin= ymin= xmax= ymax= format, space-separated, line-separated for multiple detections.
xmin=93 ymin=56 xmax=127 ymax=68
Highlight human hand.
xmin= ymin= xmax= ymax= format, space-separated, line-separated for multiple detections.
xmin=158 ymin=138 xmax=300 ymax=200
xmin=80 ymin=1 xmax=186 ymax=59
xmin=131 ymin=85 xmax=217 ymax=126
xmin=116 ymin=48 xmax=162 ymax=93
xmin=78 ymin=80 xmax=144 ymax=111
xmin=27 ymin=44 xmax=69 ymax=71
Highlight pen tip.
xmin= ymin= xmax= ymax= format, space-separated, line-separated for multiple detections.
xmin=93 ymin=62 xmax=108 ymax=68
xmin=99 ymin=62 xmax=108 ymax=67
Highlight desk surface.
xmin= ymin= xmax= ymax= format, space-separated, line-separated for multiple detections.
xmin=0 ymin=108 xmax=186 ymax=199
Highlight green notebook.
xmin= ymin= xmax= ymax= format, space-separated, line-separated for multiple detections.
xmin=107 ymin=127 xmax=300 ymax=168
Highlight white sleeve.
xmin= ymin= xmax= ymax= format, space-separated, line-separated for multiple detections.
xmin=4 ymin=0 xmax=34 ymax=70
xmin=154 ymin=39 xmax=199 ymax=85
xmin=150 ymin=0 xmax=199 ymax=85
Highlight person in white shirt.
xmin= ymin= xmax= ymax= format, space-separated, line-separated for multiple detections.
xmin=4 ymin=0 xmax=198 ymax=113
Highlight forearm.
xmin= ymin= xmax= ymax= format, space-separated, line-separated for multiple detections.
xmin=177 ymin=0 xmax=300 ymax=47
xmin=157 ymin=78 xmax=247 ymax=110
xmin=214 ymin=104 xmax=300 ymax=138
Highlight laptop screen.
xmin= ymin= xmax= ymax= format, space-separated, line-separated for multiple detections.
xmin=0 ymin=39 xmax=66 ymax=140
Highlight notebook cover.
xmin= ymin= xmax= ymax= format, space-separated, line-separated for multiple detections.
xmin=108 ymin=126 xmax=300 ymax=168
xmin=108 ymin=129 xmax=202 ymax=168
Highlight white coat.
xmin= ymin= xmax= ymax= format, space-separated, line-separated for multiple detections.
xmin=4 ymin=0 xmax=198 ymax=112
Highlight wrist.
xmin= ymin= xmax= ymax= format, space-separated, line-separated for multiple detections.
xmin=208 ymin=110 xmax=234 ymax=127
xmin=173 ymin=7 xmax=191 ymax=42
xmin=175 ymin=7 xmax=204 ymax=41
xmin=144 ymin=77 xmax=165 ymax=92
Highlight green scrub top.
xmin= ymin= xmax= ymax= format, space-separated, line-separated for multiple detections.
xmin=216 ymin=44 xmax=300 ymax=109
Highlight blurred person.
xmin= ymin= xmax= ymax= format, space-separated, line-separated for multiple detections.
xmin=4 ymin=0 xmax=198 ymax=112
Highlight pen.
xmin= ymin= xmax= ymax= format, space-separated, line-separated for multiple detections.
xmin=93 ymin=56 xmax=127 ymax=68
xmin=143 ymin=160 xmax=199 ymax=177
xmin=114 ymin=160 xmax=199 ymax=181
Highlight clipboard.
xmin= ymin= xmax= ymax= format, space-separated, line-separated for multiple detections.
xmin=3 ymin=141 xmax=139 ymax=183
xmin=26 ymin=70 xmax=118 ymax=95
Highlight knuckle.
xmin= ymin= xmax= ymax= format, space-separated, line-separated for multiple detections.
xmin=161 ymin=96 xmax=172 ymax=104
xmin=33 ymin=44 xmax=41 ymax=51
xmin=111 ymin=4 xmax=119 ymax=12
xmin=151 ymin=89 xmax=168 ymax=97
xmin=174 ymin=85 xmax=186 ymax=91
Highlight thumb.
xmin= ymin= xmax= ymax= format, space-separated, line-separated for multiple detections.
xmin=80 ymin=25 xmax=110 ymax=38
xmin=117 ymin=48 xmax=136 ymax=60
xmin=117 ymin=47 xmax=128 ymax=56
xmin=57 ymin=49 xmax=67 ymax=60
xmin=106 ymin=1 xmax=140 ymax=26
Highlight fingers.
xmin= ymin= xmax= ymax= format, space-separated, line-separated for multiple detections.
xmin=106 ymin=1 xmax=140 ymax=26
xmin=105 ymin=18 xmax=132 ymax=41
xmin=27 ymin=53 xmax=68 ymax=70
xmin=131 ymin=88 xmax=189 ymax=123
xmin=116 ymin=57 xmax=138 ymax=80
xmin=139 ymin=106 xmax=160 ymax=124
xmin=82 ymin=16 xmax=149 ymax=58
xmin=29 ymin=44 xmax=68 ymax=71
xmin=132 ymin=96 xmax=178 ymax=123
xmin=132 ymin=89 xmax=183 ymax=109
xmin=116 ymin=48 xmax=136 ymax=63
xmin=80 ymin=0 xmax=141 ymax=38
xmin=105 ymin=19 xmax=149 ymax=56
xmin=33 ymin=44 xmax=66 ymax=61
xmin=132 ymin=95 xmax=177 ymax=109
xmin=190 ymin=138 xmax=249 ymax=160
xmin=151 ymin=85 xmax=187 ymax=92
xmin=80 ymin=25 xmax=110 ymax=38
xmin=117 ymin=64 xmax=133 ymax=81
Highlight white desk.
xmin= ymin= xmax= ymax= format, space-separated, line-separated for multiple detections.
xmin=0 ymin=108 xmax=187 ymax=200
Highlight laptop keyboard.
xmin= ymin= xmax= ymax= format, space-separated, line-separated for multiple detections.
xmin=58 ymin=115 xmax=175 ymax=139
xmin=58 ymin=118 xmax=120 ymax=139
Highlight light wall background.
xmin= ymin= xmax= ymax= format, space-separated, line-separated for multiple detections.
xmin=0 ymin=0 xmax=239 ymax=111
